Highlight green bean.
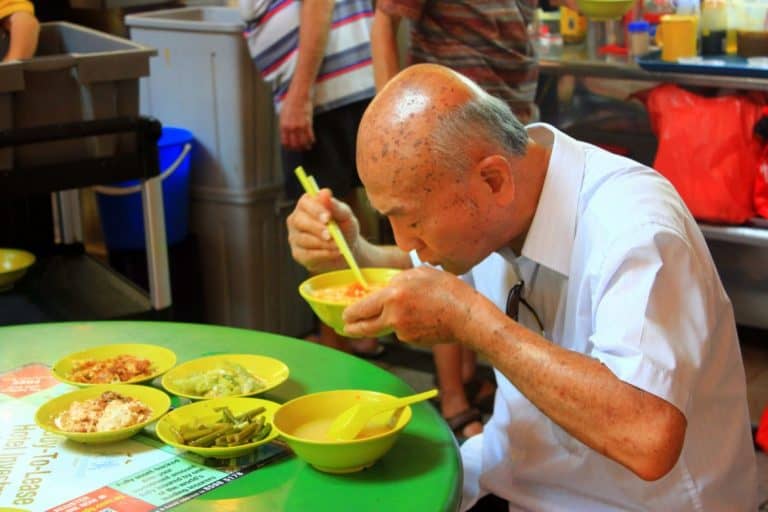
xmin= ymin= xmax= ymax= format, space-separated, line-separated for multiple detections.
xmin=250 ymin=415 xmax=265 ymax=432
xmin=182 ymin=426 xmax=218 ymax=443
xmin=230 ymin=422 xmax=260 ymax=443
xmin=252 ymin=423 xmax=272 ymax=442
xmin=235 ymin=406 xmax=266 ymax=422
xmin=189 ymin=425 xmax=233 ymax=447
xmin=214 ymin=406 xmax=238 ymax=424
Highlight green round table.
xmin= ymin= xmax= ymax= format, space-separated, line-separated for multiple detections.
xmin=0 ymin=321 xmax=461 ymax=511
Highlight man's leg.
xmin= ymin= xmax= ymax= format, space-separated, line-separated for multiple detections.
xmin=434 ymin=343 xmax=483 ymax=438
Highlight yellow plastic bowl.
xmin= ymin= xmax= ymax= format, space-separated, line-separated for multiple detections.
xmin=298 ymin=268 xmax=401 ymax=337
xmin=0 ymin=248 xmax=35 ymax=291
xmin=52 ymin=343 xmax=177 ymax=387
xmin=273 ymin=389 xmax=412 ymax=474
xmin=576 ymin=0 xmax=634 ymax=19
xmin=155 ymin=396 xmax=281 ymax=459
xmin=161 ymin=354 xmax=290 ymax=400
xmin=34 ymin=384 xmax=171 ymax=444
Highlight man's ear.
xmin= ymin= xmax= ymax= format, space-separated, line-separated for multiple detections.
xmin=475 ymin=154 xmax=515 ymax=205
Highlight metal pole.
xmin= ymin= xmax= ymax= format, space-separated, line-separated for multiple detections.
xmin=141 ymin=176 xmax=172 ymax=310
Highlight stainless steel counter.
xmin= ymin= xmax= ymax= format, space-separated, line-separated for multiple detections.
xmin=537 ymin=43 xmax=768 ymax=91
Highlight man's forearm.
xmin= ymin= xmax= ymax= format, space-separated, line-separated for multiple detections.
xmin=460 ymin=293 xmax=687 ymax=482
xmin=288 ymin=0 xmax=335 ymax=100
xmin=371 ymin=8 xmax=402 ymax=91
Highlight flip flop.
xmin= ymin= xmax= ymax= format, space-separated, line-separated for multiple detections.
xmin=444 ymin=407 xmax=483 ymax=443
xmin=464 ymin=375 xmax=496 ymax=414
xmin=431 ymin=375 xmax=496 ymax=414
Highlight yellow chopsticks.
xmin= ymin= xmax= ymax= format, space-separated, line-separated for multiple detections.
xmin=294 ymin=166 xmax=370 ymax=289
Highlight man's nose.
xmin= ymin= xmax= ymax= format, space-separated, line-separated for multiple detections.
xmin=390 ymin=220 xmax=424 ymax=253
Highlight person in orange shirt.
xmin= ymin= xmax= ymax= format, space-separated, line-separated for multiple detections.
xmin=1 ymin=0 xmax=39 ymax=62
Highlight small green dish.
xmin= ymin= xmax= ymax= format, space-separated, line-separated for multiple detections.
xmin=34 ymin=384 xmax=171 ymax=444
xmin=0 ymin=248 xmax=35 ymax=292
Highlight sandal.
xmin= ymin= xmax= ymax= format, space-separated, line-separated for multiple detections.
xmin=431 ymin=375 xmax=496 ymax=414
xmin=464 ymin=375 xmax=496 ymax=414
xmin=445 ymin=407 xmax=483 ymax=443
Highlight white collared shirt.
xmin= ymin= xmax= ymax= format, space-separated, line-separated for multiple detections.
xmin=459 ymin=124 xmax=758 ymax=511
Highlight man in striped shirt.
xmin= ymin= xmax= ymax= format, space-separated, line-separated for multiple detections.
xmin=370 ymin=0 xmax=540 ymax=443
xmin=242 ymin=0 xmax=384 ymax=356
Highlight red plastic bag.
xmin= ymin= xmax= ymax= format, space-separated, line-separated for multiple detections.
xmin=757 ymin=405 xmax=768 ymax=453
xmin=756 ymin=145 xmax=768 ymax=219
xmin=752 ymin=109 xmax=768 ymax=219
xmin=643 ymin=84 xmax=764 ymax=224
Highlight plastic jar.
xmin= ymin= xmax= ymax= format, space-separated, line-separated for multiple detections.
xmin=628 ymin=20 xmax=652 ymax=57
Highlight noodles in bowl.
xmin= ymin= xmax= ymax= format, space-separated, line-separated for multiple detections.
xmin=310 ymin=281 xmax=389 ymax=305
xmin=299 ymin=268 xmax=401 ymax=336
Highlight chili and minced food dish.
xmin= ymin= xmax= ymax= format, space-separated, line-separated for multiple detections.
xmin=68 ymin=354 xmax=154 ymax=384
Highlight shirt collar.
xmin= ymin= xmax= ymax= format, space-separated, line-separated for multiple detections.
xmin=516 ymin=123 xmax=585 ymax=278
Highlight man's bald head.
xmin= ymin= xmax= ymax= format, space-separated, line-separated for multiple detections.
xmin=363 ymin=63 xmax=482 ymax=130
xmin=355 ymin=64 xmax=544 ymax=272
xmin=356 ymin=64 xmax=528 ymax=191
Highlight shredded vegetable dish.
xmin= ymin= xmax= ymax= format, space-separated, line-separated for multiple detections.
xmin=311 ymin=282 xmax=387 ymax=304
xmin=69 ymin=354 xmax=153 ymax=384
xmin=54 ymin=391 xmax=152 ymax=433
xmin=172 ymin=362 xmax=265 ymax=398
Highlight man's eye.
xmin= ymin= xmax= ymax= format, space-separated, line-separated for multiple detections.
xmin=409 ymin=221 xmax=418 ymax=229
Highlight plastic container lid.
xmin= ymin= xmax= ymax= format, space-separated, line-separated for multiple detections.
xmin=628 ymin=20 xmax=651 ymax=32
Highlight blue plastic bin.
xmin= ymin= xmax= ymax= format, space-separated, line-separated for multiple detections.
xmin=96 ymin=126 xmax=194 ymax=250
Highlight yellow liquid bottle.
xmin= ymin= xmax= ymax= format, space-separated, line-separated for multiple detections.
xmin=560 ymin=6 xmax=587 ymax=44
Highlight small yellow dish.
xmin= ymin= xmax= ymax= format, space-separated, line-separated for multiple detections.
xmin=273 ymin=390 xmax=412 ymax=474
xmin=34 ymin=384 xmax=171 ymax=444
xmin=575 ymin=0 xmax=634 ymax=20
xmin=299 ymin=268 xmax=401 ymax=337
xmin=161 ymin=354 xmax=289 ymax=400
xmin=52 ymin=343 xmax=177 ymax=386
xmin=155 ymin=397 xmax=280 ymax=459
xmin=0 ymin=248 xmax=35 ymax=292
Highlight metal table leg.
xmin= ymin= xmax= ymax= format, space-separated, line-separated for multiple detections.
xmin=140 ymin=175 xmax=172 ymax=310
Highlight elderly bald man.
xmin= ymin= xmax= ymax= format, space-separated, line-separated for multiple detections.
xmin=286 ymin=64 xmax=758 ymax=510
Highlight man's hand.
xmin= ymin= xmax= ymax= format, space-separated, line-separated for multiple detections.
xmin=280 ymin=90 xmax=315 ymax=151
xmin=342 ymin=266 xmax=478 ymax=345
xmin=287 ymin=189 xmax=362 ymax=274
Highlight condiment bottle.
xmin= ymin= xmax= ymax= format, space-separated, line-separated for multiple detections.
xmin=628 ymin=20 xmax=651 ymax=57
xmin=701 ymin=0 xmax=728 ymax=54
xmin=560 ymin=6 xmax=587 ymax=44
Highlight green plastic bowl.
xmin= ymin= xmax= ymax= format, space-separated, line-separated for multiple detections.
xmin=0 ymin=248 xmax=35 ymax=292
xmin=576 ymin=0 xmax=634 ymax=20
xmin=298 ymin=268 xmax=401 ymax=337
xmin=273 ymin=389 xmax=412 ymax=474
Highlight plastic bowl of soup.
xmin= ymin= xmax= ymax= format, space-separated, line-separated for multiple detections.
xmin=298 ymin=268 xmax=401 ymax=337
xmin=272 ymin=389 xmax=412 ymax=474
